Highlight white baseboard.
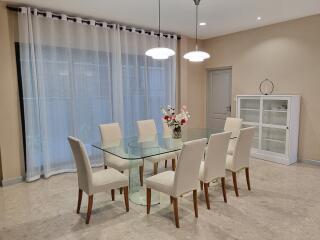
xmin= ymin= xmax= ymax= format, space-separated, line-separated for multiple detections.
xmin=0 ymin=176 xmax=24 ymax=187
xmin=299 ymin=159 xmax=320 ymax=166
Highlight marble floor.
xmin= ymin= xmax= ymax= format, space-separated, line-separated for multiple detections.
xmin=0 ymin=158 xmax=320 ymax=240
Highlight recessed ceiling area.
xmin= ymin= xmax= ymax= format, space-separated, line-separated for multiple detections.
xmin=4 ymin=0 xmax=320 ymax=39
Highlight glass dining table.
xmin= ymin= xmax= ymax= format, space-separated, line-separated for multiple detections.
xmin=92 ymin=128 xmax=234 ymax=205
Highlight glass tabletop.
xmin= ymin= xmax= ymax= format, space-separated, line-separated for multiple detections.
xmin=92 ymin=128 xmax=234 ymax=160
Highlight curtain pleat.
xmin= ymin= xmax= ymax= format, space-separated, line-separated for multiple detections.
xmin=18 ymin=8 xmax=177 ymax=182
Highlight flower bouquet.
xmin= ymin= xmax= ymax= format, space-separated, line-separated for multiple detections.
xmin=161 ymin=105 xmax=191 ymax=139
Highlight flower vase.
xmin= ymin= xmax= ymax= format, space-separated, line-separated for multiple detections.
xmin=172 ymin=126 xmax=182 ymax=139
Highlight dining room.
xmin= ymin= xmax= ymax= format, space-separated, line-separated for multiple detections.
xmin=1 ymin=0 xmax=320 ymax=239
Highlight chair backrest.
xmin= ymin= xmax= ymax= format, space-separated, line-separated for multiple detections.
xmin=99 ymin=123 xmax=122 ymax=146
xmin=173 ymin=138 xmax=207 ymax=196
xmin=224 ymin=117 xmax=243 ymax=138
xmin=137 ymin=119 xmax=157 ymax=139
xmin=68 ymin=136 xmax=92 ymax=194
xmin=162 ymin=120 xmax=172 ymax=138
xmin=203 ymin=131 xmax=232 ymax=181
xmin=231 ymin=127 xmax=255 ymax=171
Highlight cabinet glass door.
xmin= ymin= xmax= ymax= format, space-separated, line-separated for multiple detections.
xmin=262 ymin=99 xmax=288 ymax=126
xmin=261 ymin=99 xmax=288 ymax=154
xmin=261 ymin=127 xmax=287 ymax=154
xmin=239 ymin=98 xmax=260 ymax=124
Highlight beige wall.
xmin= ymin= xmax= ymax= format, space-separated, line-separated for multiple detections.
xmin=0 ymin=2 xmax=24 ymax=183
xmin=203 ymin=14 xmax=320 ymax=161
xmin=178 ymin=36 xmax=206 ymax=128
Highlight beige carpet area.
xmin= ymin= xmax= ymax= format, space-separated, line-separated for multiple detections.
xmin=0 ymin=158 xmax=319 ymax=240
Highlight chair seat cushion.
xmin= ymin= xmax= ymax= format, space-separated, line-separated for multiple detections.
xmin=145 ymin=171 xmax=175 ymax=196
xmin=199 ymin=160 xmax=224 ymax=183
xmin=92 ymin=169 xmax=128 ymax=194
xmin=226 ymin=154 xmax=249 ymax=172
xmin=225 ymin=154 xmax=234 ymax=171
xmin=199 ymin=161 xmax=205 ymax=182
xmin=106 ymin=154 xmax=143 ymax=171
xmin=227 ymin=145 xmax=234 ymax=155
xmin=227 ymin=139 xmax=236 ymax=155
xmin=145 ymin=152 xmax=176 ymax=163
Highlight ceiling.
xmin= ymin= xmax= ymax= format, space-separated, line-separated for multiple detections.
xmin=4 ymin=0 xmax=320 ymax=39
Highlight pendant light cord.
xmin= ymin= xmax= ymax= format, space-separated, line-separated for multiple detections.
xmin=158 ymin=0 xmax=160 ymax=47
xmin=196 ymin=3 xmax=198 ymax=50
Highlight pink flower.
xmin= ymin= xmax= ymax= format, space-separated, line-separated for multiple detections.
xmin=181 ymin=119 xmax=186 ymax=125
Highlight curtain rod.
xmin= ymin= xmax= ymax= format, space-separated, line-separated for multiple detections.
xmin=7 ymin=5 xmax=181 ymax=40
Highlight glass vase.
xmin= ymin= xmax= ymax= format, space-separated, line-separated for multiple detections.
xmin=172 ymin=126 xmax=182 ymax=139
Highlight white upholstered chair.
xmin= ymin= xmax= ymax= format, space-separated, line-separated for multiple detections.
xmin=137 ymin=119 xmax=177 ymax=174
xmin=199 ymin=131 xmax=232 ymax=209
xmin=145 ymin=138 xmax=206 ymax=228
xmin=99 ymin=123 xmax=144 ymax=188
xmin=225 ymin=127 xmax=255 ymax=196
xmin=224 ymin=117 xmax=243 ymax=155
xmin=68 ymin=136 xmax=129 ymax=224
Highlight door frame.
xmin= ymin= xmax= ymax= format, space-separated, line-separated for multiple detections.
xmin=206 ymin=66 xmax=232 ymax=129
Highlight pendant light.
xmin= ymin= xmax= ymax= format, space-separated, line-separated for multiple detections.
xmin=145 ymin=0 xmax=175 ymax=60
xmin=184 ymin=0 xmax=210 ymax=62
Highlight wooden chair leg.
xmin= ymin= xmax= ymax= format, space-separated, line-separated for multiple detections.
xmin=153 ymin=163 xmax=158 ymax=175
xmin=111 ymin=189 xmax=115 ymax=201
xmin=221 ymin=177 xmax=227 ymax=203
xmin=245 ymin=168 xmax=251 ymax=191
xmin=86 ymin=195 xmax=93 ymax=224
xmin=170 ymin=196 xmax=173 ymax=204
xmin=104 ymin=165 xmax=108 ymax=169
xmin=172 ymin=158 xmax=176 ymax=171
xmin=193 ymin=190 xmax=198 ymax=217
xmin=124 ymin=186 xmax=129 ymax=212
xmin=76 ymin=189 xmax=83 ymax=214
xmin=139 ymin=165 xmax=144 ymax=186
xmin=146 ymin=188 xmax=151 ymax=214
xmin=204 ymin=183 xmax=210 ymax=209
xmin=172 ymin=197 xmax=180 ymax=228
xmin=165 ymin=160 xmax=167 ymax=168
xmin=200 ymin=181 xmax=204 ymax=191
xmin=232 ymin=172 xmax=239 ymax=197
xmin=120 ymin=171 xmax=124 ymax=194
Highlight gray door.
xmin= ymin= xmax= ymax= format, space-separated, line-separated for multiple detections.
xmin=207 ymin=68 xmax=232 ymax=130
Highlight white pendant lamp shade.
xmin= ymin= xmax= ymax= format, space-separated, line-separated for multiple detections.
xmin=145 ymin=0 xmax=175 ymax=60
xmin=146 ymin=47 xmax=175 ymax=60
xmin=184 ymin=0 xmax=210 ymax=62
xmin=183 ymin=50 xmax=210 ymax=62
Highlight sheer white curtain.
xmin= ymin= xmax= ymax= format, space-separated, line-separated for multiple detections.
xmin=120 ymin=29 xmax=177 ymax=136
xmin=18 ymin=7 xmax=177 ymax=181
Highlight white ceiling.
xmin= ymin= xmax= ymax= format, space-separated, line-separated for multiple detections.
xmin=4 ymin=0 xmax=320 ymax=39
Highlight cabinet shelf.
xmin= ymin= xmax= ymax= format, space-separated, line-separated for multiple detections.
xmin=243 ymin=121 xmax=259 ymax=126
xmin=240 ymin=108 xmax=260 ymax=111
xmin=262 ymin=123 xmax=287 ymax=129
xmin=262 ymin=138 xmax=286 ymax=143
xmin=263 ymin=109 xmax=287 ymax=113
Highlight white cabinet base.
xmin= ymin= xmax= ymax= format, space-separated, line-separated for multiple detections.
xmin=251 ymin=149 xmax=297 ymax=165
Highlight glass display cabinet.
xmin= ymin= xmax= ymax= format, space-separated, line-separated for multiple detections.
xmin=237 ymin=95 xmax=300 ymax=165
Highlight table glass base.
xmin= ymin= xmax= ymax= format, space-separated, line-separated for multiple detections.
xmin=129 ymin=188 xmax=160 ymax=206
xmin=129 ymin=161 xmax=160 ymax=206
